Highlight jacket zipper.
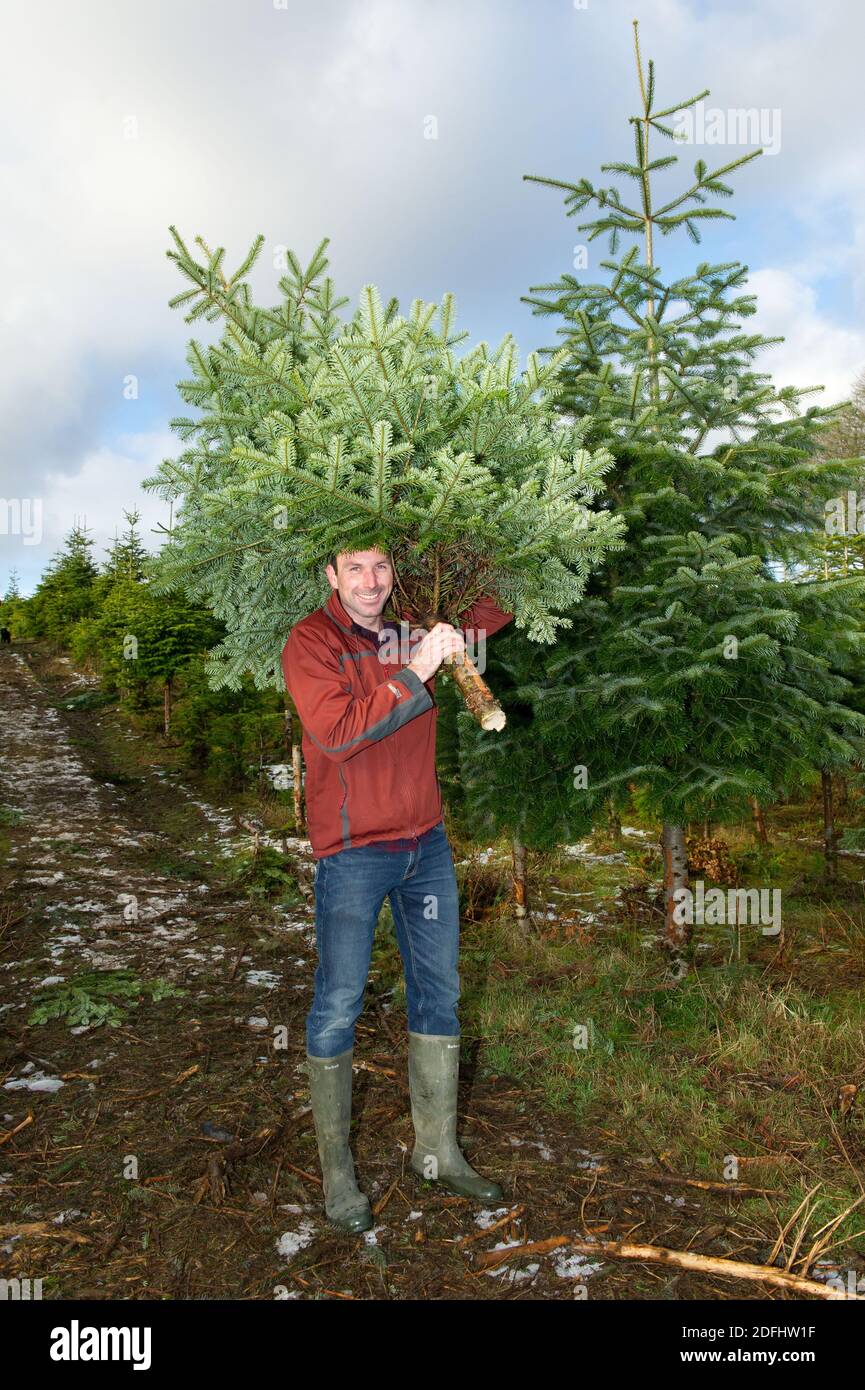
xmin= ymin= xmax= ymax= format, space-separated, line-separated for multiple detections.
xmin=405 ymin=740 xmax=419 ymax=838
xmin=384 ymin=661 xmax=420 ymax=837
xmin=381 ymin=631 xmax=420 ymax=837
xmin=354 ymin=625 xmax=423 ymax=839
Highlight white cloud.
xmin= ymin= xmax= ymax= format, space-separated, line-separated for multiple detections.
xmin=1 ymin=0 xmax=864 ymax=596
xmin=2 ymin=429 xmax=174 ymax=595
xmin=22 ymin=433 xmax=176 ymax=592
xmin=747 ymin=268 xmax=865 ymax=405
xmin=41 ymin=432 xmax=173 ymax=545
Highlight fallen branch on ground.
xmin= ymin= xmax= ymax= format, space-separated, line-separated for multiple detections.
xmin=472 ymin=1232 xmax=853 ymax=1297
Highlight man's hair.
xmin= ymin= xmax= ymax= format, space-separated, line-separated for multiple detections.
xmin=326 ymin=549 xmax=391 ymax=573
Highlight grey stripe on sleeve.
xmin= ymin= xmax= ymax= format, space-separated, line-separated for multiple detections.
xmin=307 ymin=667 xmax=432 ymax=755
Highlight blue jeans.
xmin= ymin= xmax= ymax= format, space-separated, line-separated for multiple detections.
xmin=306 ymin=820 xmax=461 ymax=1057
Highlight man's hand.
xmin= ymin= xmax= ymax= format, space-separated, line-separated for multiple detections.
xmin=406 ymin=623 xmax=466 ymax=683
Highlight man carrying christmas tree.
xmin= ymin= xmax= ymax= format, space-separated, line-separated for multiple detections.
xmin=282 ymin=545 xmax=513 ymax=1232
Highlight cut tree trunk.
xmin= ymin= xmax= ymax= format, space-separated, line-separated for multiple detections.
xmin=750 ymin=796 xmax=769 ymax=846
xmin=511 ymin=835 xmax=528 ymax=921
xmin=163 ymin=676 xmax=172 ymax=737
xmin=404 ymin=596 xmax=506 ymax=731
xmin=607 ymin=799 xmax=623 ymax=847
xmin=442 ymin=648 xmax=506 ymax=730
xmin=821 ymin=769 xmax=838 ymax=880
xmin=661 ymin=821 xmax=690 ymax=975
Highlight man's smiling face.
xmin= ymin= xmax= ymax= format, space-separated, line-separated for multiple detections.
xmin=326 ymin=547 xmax=394 ymax=630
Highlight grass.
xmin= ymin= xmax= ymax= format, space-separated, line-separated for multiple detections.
xmin=12 ymin=638 xmax=865 ymax=1288
xmin=52 ymin=689 xmax=118 ymax=713
xmin=223 ymin=843 xmax=305 ymax=905
xmin=367 ymin=815 xmax=865 ymax=1250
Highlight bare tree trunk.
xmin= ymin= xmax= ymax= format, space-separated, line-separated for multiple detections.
xmin=279 ymin=694 xmax=293 ymax=852
xmin=163 ymin=676 xmax=172 ymax=737
xmin=607 ymin=799 xmax=623 ymax=847
xmin=288 ymin=701 xmax=305 ymax=836
xmin=822 ymin=770 xmax=838 ymax=880
xmin=661 ymin=822 xmax=690 ymax=976
xmin=511 ymin=835 xmax=528 ymax=922
xmin=750 ymin=796 xmax=768 ymax=846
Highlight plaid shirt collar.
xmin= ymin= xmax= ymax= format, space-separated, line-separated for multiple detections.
xmin=349 ymin=617 xmax=402 ymax=644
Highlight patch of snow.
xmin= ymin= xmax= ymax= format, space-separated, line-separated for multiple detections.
xmin=275 ymin=1219 xmax=317 ymax=1258
xmin=574 ymin=1149 xmax=604 ymax=1170
xmin=474 ymin=1207 xmax=511 ymax=1229
xmin=507 ymin=1135 xmax=553 ymax=1160
xmin=554 ymin=1251 xmax=604 ymax=1280
xmin=561 ymin=842 xmax=627 ymax=865
xmin=4 ymin=1070 xmax=65 ymax=1093
xmin=245 ymin=970 xmax=281 ymax=990
xmin=484 ymin=1259 xmax=540 ymax=1283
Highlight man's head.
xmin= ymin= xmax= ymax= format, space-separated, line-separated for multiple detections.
xmin=325 ymin=547 xmax=394 ymax=630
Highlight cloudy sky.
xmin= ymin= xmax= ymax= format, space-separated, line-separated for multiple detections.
xmin=2 ymin=0 xmax=864 ymax=594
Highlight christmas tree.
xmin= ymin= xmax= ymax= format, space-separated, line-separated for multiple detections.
xmin=810 ymin=368 xmax=865 ymax=578
xmin=142 ymin=230 xmax=625 ymax=726
xmin=100 ymin=509 xmax=151 ymax=587
xmin=457 ymin=21 xmax=865 ymax=968
xmin=0 ymin=568 xmax=24 ymax=637
xmin=25 ymin=522 xmax=99 ymax=642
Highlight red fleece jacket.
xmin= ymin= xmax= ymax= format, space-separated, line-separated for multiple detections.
xmin=281 ymin=589 xmax=513 ymax=858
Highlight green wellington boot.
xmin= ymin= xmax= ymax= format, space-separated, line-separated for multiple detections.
xmin=407 ymin=1032 xmax=503 ymax=1202
xmin=305 ymin=1048 xmax=373 ymax=1234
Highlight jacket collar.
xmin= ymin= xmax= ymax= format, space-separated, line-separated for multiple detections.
xmin=324 ymin=588 xmax=401 ymax=644
xmin=324 ymin=588 xmax=355 ymax=635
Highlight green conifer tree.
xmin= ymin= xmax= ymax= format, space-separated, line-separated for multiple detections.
xmin=809 ymin=369 xmax=865 ymax=578
xmin=458 ymin=22 xmax=865 ymax=970
xmin=100 ymin=508 xmax=150 ymax=588
xmin=142 ymin=230 xmax=624 ymax=727
xmin=80 ymin=577 xmax=221 ymax=732
xmin=0 ymin=568 xmax=25 ymax=636
xmin=25 ymin=523 xmax=99 ymax=642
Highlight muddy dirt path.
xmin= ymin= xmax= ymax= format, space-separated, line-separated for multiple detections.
xmin=0 ymin=643 xmax=779 ymax=1300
